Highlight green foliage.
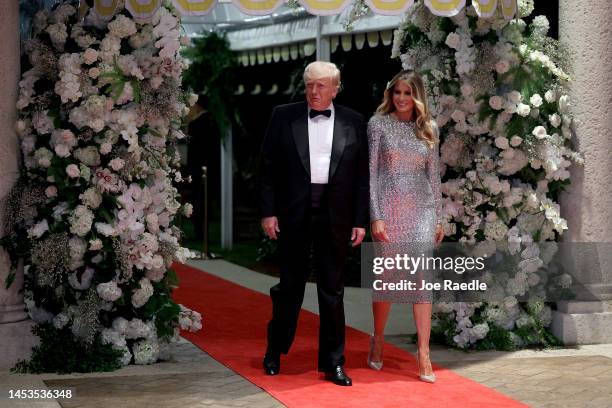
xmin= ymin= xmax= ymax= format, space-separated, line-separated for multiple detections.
xmin=181 ymin=32 xmax=239 ymax=137
xmin=12 ymin=323 xmax=123 ymax=374
xmin=99 ymin=56 xmax=142 ymax=103
xmin=473 ymin=324 xmax=515 ymax=351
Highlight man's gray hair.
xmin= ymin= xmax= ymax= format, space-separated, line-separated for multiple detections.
xmin=303 ymin=61 xmax=341 ymax=89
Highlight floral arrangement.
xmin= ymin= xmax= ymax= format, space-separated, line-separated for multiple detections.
xmin=2 ymin=1 xmax=201 ymax=371
xmin=392 ymin=1 xmax=583 ymax=349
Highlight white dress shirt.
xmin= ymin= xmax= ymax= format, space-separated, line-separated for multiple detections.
xmin=307 ymin=104 xmax=335 ymax=184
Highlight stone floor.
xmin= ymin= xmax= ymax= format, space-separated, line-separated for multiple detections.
xmin=2 ymin=260 xmax=612 ymax=408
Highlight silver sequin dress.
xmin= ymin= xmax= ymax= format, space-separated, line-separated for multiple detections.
xmin=368 ymin=114 xmax=442 ymax=303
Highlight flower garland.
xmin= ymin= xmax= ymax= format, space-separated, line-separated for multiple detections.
xmin=392 ymin=1 xmax=583 ymax=349
xmin=2 ymin=1 xmax=201 ymax=370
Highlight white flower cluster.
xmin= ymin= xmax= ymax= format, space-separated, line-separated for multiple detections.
xmin=15 ymin=3 xmax=200 ymax=367
xmin=397 ymin=3 xmax=583 ymax=349
xmin=178 ymin=304 xmax=203 ymax=332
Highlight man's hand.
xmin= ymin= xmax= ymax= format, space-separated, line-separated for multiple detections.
xmin=351 ymin=227 xmax=366 ymax=247
xmin=262 ymin=216 xmax=280 ymax=240
xmin=371 ymin=220 xmax=390 ymax=243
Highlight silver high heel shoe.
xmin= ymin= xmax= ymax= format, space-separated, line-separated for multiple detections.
xmin=367 ymin=333 xmax=384 ymax=370
xmin=416 ymin=348 xmax=436 ymax=383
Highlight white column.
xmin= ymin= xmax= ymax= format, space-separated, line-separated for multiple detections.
xmin=316 ymin=16 xmax=331 ymax=62
xmin=551 ymin=1 xmax=612 ymax=345
xmin=0 ymin=0 xmax=37 ymax=369
xmin=220 ymin=124 xmax=233 ymax=250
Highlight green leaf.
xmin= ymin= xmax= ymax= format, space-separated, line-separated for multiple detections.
xmin=4 ymin=268 xmax=16 ymax=289
xmin=165 ymin=268 xmax=180 ymax=288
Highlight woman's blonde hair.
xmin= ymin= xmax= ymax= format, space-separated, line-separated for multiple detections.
xmin=376 ymin=70 xmax=438 ymax=149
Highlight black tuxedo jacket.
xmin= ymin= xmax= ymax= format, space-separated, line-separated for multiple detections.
xmin=257 ymin=101 xmax=369 ymax=237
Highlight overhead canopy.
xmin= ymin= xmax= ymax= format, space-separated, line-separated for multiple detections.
xmin=92 ymin=0 xmax=517 ymax=64
xmin=93 ymin=0 xmax=517 ymax=20
xmin=181 ymin=4 xmax=402 ymax=51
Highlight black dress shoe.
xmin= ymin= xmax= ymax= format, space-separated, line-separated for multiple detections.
xmin=263 ymin=353 xmax=280 ymax=375
xmin=324 ymin=365 xmax=352 ymax=386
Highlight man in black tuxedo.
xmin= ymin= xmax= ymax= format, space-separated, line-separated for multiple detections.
xmin=257 ymin=61 xmax=368 ymax=386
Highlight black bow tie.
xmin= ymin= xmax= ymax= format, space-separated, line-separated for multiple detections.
xmin=309 ymin=109 xmax=332 ymax=119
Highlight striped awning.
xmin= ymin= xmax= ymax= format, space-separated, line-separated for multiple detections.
xmin=92 ymin=0 xmax=517 ymax=20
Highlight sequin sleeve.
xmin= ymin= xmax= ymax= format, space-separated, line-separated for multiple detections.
xmin=427 ymin=121 xmax=442 ymax=225
xmin=367 ymin=116 xmax=384 ymax=222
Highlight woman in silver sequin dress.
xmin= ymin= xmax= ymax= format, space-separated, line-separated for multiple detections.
xmin=367 ymin=71 xmax=444 ymax=382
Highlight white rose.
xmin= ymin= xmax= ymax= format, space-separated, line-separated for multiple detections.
xmin=517 ymin=103 xmax=531 ymax=117
xmin=83 ymin=48 xmax=98 ymax=64
xmin=530 ymin=93 xmax=543 ymax=107
xmin=510 ymin=135 xmax=523 ymax=146
xmin=187 ymin=93 xmax=198 ymax=106
xmin=89 ymin=238 xmax=103 ymax=251
xmin=88 ymin=67 xmax=100 ymax=78
xmin=489 ymin=96 xmax=503 ymax=110
xmin=66 ymin=164 xmax=80 ymax=178
xmin=95 ymin=222 xmax=116 ymax=237
xmin=45 ymin=186 xmax=58 ymax=198
xmin=544 ymin=89 xmax=556 ymax=103
xmin=29 ymin=219 xmax=49 ymax=238
xmin=445 ymin=32 xmax=461 ymax=49
xmin=558 ymin=95 xmax=570 ymax=113
xmin=183 ymin=203 xmax=193 ymax=217
xmin=508 ymin=91 xmax=522 ymax=103
xmin=54 ymin=144 xmax=71 ymax=158
xmin=451 ymin=109 xmax=466 ymax=123
xmin=530 ymin=108 xmax=540 ymax=118
xmin=460 ymin=84 xmax=473 ymax=97
xmin=97 ymin=280 xmax=122 ymax=302
xmin=495 ymin=60 xmax=510 ymax=74
xmin=109 ymin=158 xmax=125 ymax=171
xmin=494 ymin=136 xmax=510 ymax=150
xmin=549 ymin=113 xmax=562 ymax=128
xmin=532 ymin=126 xmax=548 ymax=139
xmin=100 ymin=143 xmax=112 ymax=155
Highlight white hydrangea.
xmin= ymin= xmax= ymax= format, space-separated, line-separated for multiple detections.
xmin=69 ymin=205 xmax=94 ymax=236
xmin=131 ymin=278 xmax=154 ymax=308
xmin=108 ymin=15 xmax=137 ymax=39
xmin=133 ymin=339 xmax=160 ymax=365
xmin=518 ymin=0 xmax=534 ymax=18
xmin=52 ymin=312 xmax=70 ymax=329
xmin=74 ymin=146 xmax=101 ymax=167
xmin=68 ymin=236 xmax=87 ymax=270
xmin=80 ymin=187 xmax=103 ymax=209
xmin=46 ymin=23 xmax=68 ymax=49
xmin=126 ymin=318 xmax=155 ymax=339
xmin=68 ymin=267 xmax=94 ymax=290
xmin=97 ymin=280 xmax=123 ymax=302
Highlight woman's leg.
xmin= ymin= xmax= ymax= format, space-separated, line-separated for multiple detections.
xmin=372 ymin=301 xmax=391 ymax=335
xmin=368 ymin=301 xmax=391 ymax=369
xmin=413 ymin=302 xmax=434 ymax=375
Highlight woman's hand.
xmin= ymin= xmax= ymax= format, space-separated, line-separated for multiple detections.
xmin=371 ymin=220 xmax=390 ymax=243
xmin=434 ymin=223 xmax=444 ymax=246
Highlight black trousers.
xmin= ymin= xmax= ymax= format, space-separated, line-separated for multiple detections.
xmin=266 ymin=206 xmax=348 ymax=372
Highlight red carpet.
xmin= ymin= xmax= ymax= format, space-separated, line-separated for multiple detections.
xmin=172 ymin=262 xmax=527 ymax=408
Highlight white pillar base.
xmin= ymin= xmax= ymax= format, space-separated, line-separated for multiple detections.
xmin=550 ymin=301 xmax=612 ymax=345
xmin=0 ymin=319 xmax=38 ymax=370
